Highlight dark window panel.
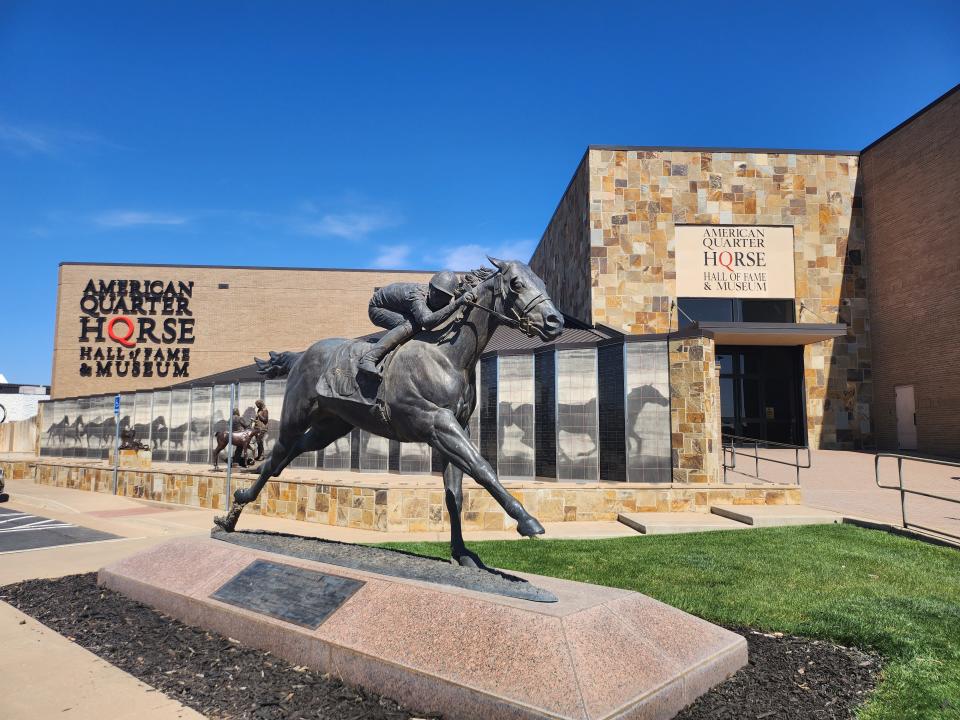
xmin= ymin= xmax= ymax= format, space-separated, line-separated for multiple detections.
xmin=598 ymin=343 xmax=626 ymax=482
xmin=479 ymin=356 xmax=498 ymax=470
xmin=534 ymin=351 xmax=556 ymax=478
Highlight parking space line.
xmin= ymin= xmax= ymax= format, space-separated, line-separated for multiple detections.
xmin=0 ymin=535 xmax=146 ymax=555
xmin=0 ymin=524 xmax=75 ymax=533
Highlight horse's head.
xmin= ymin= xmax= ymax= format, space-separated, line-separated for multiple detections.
xmin=487 ymin=257 xmax=564 ymax=341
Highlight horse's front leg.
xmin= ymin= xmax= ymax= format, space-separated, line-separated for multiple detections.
xmin=431 ymin=409 xmax=544 ymax=538
xmin=442 ymin=459 xmax=487 ymax=569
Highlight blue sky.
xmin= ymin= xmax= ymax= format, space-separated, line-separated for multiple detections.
xmin=1 ymin=1 xmax=958 ymax=385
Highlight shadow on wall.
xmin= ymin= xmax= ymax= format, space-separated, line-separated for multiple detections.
xmin=820 ymin=172 xmax=873 ymax=450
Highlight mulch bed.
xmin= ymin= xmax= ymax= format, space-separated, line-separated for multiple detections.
xmin=1 ymin=573 xmax=881 ymax=719
xmin=675 ymin=629 xmax=881 ymax=720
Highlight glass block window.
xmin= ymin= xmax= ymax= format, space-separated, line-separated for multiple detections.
xmin=116 ymin=393 xmax=132 ymax=457
xmin=76 ymin=397 xmax=91 ymax=458
xmin=261 ymin=379 xmax=285 ymax=460
xmin=133 ymin=392 xmax=154 ymax=452
xmin=497 ymin=355 xmax=535 ymax=479
xmin=479 ymin=356 xmax=497 ymax=468
xmin=597 ymin=343 xmax=626 ymax=481
xmin=43 ymin=400 xmax=60 ymax=456
xmin=359 ymin=430 xmax=389 ymax=472
xmin=400 ymin=442 xmax=431 ymax=474
xmin=151 ymin=391 xmax=171 ymax=461
xmin=237 ymin=382 xmax=262 ymax=426
xmin=188 ymin=386 xmax=212 ymax=464
xmin=556 ymin=348 xmax=599 ymax=481
xmin=625 ymin=342 xmax=672 ymax=483
xmin=534 ymin=351 xmax=557 ymax=479
xmin=469 ymin=363 xmax=480 ymax=450
xmin=323 ymin=431 xmax=352 ymax=469
xmin=96 ymin=395 xmax=115 ymax=459
xmin=168 ymin=389 xmax=191 ymax=463
xmin=211 ymin=384 xmax=233 ymax=438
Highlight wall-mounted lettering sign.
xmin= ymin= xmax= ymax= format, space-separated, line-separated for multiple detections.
xmin=77 ymin=279 xmax=195 ymax=379
xmin=675 ymin=225 xmax=795 ymax=299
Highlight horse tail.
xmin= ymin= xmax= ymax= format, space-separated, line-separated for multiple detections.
xmin=255 ymin=350 xmax=302 ymax=379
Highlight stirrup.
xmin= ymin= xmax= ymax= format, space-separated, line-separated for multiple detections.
xmin=358 ymin=357 xmax=382 ymax=376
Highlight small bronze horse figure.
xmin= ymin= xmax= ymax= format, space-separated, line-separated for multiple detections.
xmin=212 ymin=426 xmax=264 ymax=470
xmin=215 ymin=258 xmax=564 ymax=567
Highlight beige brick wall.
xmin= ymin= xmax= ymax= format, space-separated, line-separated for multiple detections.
xmin=533 ymin=147 xmax=872 ymax=449
xmin=52 ymin=264 xmax=434 ymax=398
xmin=669 ymin=335 xmax=722 ymax=483
xmin=861 ymin=88 xmax=960 ymax=455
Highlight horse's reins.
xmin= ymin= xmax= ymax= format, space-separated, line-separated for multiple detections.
xmin=462 ymin=270 xmax=548 ymax=338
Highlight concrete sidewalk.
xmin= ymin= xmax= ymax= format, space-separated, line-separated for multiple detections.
xmin=725 ymin=448 xmax=960 ymax=539
xmin=0 ymin=602 xmax=204 ymax=720
xmin=0 ymin=478 xmax=637 ymax=719
xmin=0 ymin=477 xmax=637 ymax=586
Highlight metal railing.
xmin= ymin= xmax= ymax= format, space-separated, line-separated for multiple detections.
xmin=875 ymin=453 xmax=960 ymax=541
xmin=722 ymin=434 xmax=811 ymax=485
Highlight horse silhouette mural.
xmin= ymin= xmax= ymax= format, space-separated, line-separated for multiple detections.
xmin=215 ymin=258 xmax=564 ymax=567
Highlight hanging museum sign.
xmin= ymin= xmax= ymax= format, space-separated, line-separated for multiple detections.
xmin=674 ymin=225 xmax=796 ymax=299
xmin=76 ymin=279 xmax=196 ymax=379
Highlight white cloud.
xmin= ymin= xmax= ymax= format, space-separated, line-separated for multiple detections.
xmin=438 ymin=239 xmax=537 ymax=271
xmin=94 ymin=210 xmax=189 ymax=228
xmin=298 ymin=210 xmax=402 ymax=240
xmin=372 ymin=244 xmax=412 ymax=269
xmin=0 ymin=121 xmax=125 ymax=156
xmin=0 ymin=123 xmax=54 ymax=155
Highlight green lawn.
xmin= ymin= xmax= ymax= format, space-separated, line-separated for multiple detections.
xmin=383 ymin=524 xmax=960 ymax=720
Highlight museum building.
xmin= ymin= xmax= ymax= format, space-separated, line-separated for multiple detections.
xmin=32 ymin=84 xmax=960 ymax=494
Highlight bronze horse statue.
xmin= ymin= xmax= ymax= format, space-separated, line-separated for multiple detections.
xmin=215 ymin=258 xmax=564 ymax=567
xmin=212 ymin=426 xmax=265 ymax=470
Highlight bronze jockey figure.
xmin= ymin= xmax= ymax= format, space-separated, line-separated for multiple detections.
xmin=231 ymin=408 xmax=248 ymax=432
xmin=358 ymin=270 xmax=474 ymax=377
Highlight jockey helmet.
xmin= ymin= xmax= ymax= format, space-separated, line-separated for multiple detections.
xmin=428 ymin=271 xmax=458 ymax=299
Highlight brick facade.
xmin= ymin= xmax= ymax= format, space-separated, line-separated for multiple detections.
xmin=52 ymin=263 xmax=434 ymax=398
xmin=861 ymin=87 xmax=960 ymax=455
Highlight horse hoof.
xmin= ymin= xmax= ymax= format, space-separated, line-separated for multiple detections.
xmin=213 ymin=514 xmax=236 ymax=532
xmin=516 ymin=515 xmax=545 ymax=537
xmin=453 ymin=552 xmax=488 ymax=570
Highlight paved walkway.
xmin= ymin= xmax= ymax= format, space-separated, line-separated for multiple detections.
xmin=725 ymin=448 xmax=960 ymax=539
xmin=0 ymin=480 xmax=636 ymax=719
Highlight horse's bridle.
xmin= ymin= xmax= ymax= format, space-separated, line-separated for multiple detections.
xmin=463 ymin=270 xmax=550 ymax=338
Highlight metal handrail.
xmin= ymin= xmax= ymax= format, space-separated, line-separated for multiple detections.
xmin=875 ymin=453 xmax=960 ymax=541
xmin=722 ymin=434 xmax=811 ymax=485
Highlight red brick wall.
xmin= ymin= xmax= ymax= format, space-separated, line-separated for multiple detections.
xmin=861 ymin=87 xmax=960 ymax=455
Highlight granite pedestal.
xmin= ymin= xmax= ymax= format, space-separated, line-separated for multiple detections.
xmin=99 ymin=537 xmax=746 ymax=720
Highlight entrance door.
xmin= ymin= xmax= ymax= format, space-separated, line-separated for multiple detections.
xmin=717 ymin=346 xmax=806 ymax=446
xmin=895 ymin=385 xmax=918 ymax=450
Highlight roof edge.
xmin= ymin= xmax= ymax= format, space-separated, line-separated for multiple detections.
xmin=588 ymin=144 xmax=861 ymax=156
xmin=59 ymin=261 xmax=439 ymax=274
xmin=861 ymin=82 xmax=960 ymax=154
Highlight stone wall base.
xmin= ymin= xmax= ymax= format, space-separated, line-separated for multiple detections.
xmin=1 ymin=457 xmax=802 ymax=533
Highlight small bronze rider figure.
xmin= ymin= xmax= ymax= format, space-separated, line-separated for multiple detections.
xmin=358 ymin=271 xmax=474 ymax=377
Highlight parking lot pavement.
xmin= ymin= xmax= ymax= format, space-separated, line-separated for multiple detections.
xmin=0 ymin=507 xmax=120 ymax=554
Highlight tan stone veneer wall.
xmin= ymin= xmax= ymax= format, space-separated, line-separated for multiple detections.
xmin=2 ymin=458 xmax=801 ymax=531
xmin=52 ymin=264 xmax=435 ymax=399
xmin=532 ymin=148 xmax=871 ymax=449
xmin=669 ymin=336 xmax=722 ymax=483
